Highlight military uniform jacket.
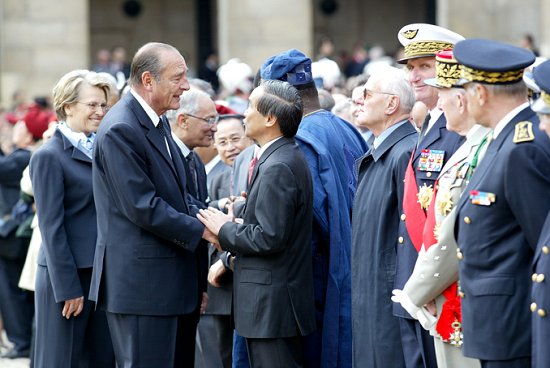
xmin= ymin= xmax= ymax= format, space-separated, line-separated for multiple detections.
xmin=351 ymin=121 xmax=417 ymax=368
xmin=455 ymin=106 xmax=550 ymax=360
xmin=394 ymin=114 xmax=463 ymax=318
xmin=532 ymin=211 xmax=550 ymax=368
xmin=218 ymin=137 xmax=316 ymax=338
xmin=404 ymin=125 xmax=491 ymax=308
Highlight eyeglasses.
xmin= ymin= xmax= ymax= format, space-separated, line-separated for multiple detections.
xmin=215 ymin=136 xmax=244 ymax=148
xmin=77 ymin=102 xmax=108 ymax=112
xmin=186 ymin=113 xmax=219 ymax=125
xmin=363 ymin=88 xmax=396 ymax=100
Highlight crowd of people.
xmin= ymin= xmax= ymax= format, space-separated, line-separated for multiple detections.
xmin=0 ymin=22 xmax=548 ymax=368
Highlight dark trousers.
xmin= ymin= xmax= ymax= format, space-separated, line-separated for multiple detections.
xmin=195 ymin=314 xmax=233 ymax=368
xmin=246 ymin=336 xmax=304 ymax=368
xmin=106 ymin=310 xmax=200 ymax=368
xmin=34 ymin=266 xmax=115 ymax=368
xmin=480 ymin=357 xmax=531 ymax=368
xmin=0 ymin=256 xmax=33 ymax=352
xmin=399 ymin=317 xmax=437 ymax=368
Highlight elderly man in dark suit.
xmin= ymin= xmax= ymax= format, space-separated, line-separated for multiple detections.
xmin=198 ymin=80 xmax=316 ymax=368
xmin=89 ymin=42 xmax=208 ymax=367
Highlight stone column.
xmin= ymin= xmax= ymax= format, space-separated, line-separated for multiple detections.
xmin=1 ymin=0 xmax=88 ymax=107
xmin=217 ymin=0 xmax=313 ymax=71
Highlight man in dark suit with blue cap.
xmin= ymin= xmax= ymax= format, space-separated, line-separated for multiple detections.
xmin=453 ymin=39 xmax=550 ymax=368
xmin=528 ymin=59 xmax=550 ymax=368
xmin=260 ymin=49 xmax=368 ymax=368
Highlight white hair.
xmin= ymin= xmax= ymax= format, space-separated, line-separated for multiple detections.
xmin=165 ymin=89 xmax=212 ymax=124
xmin=368 ymin=66 xmax=415 ymax=113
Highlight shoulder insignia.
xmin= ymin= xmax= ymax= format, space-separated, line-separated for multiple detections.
xmin=402 ymin=29 xmax=418 ymax=40
xmin=513 ymin=121 xmax=534 ymax=143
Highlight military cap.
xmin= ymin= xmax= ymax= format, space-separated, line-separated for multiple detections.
xmin=424 ymin=50 xmax=463 ymax=88
xmin=397 ymin=23 xmax=464 ymax=64
xmin=532 ymin=59 xmax=550 ymax=114
xmin=454 ymin=39 xmax=535 ymax=85
xmin=260 ymin=49 xmax=313 ymax=86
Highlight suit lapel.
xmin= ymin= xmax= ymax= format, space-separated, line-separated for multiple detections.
xmin=248 ymin=137 xmax=291 ymax=189
xmin=58 ymin=129 xmax=92 ymax=164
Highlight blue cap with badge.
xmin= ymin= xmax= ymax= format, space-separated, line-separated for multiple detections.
xmin=454 ymin=39 xmax=535 ymax=85
xmin=532 ymin=59 xmax=550 ymax=114
xmin=260 ymin=49 xmax=313 ymax=86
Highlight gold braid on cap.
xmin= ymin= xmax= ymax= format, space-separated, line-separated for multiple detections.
xmin=435 ymin=57 xmax=461 ymax=88
xmin=542 ymin=91 xmax=550 ymax=107
xmin=460 ymin=65 xmax=524 ymax=84
xmin=404 ymin=41 xmax=454 ymax=58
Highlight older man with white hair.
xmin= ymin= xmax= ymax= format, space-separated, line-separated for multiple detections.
xmin=351 ymin=66 xmax=418 ymax=368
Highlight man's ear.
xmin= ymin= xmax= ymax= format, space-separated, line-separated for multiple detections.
xmin=456 ymin=91 xmax=466 ymax=114
xmin=385 ymin=95 xmax=399 ymax=115
xmin=265 ymin=115 xmax=277 ymax=128
xmin=142 ymin=71 xmax=154 ymax=90
xmin=475 ymin=84 xmax=488 ymax=107
xmin=178 ymin=113 xmax=188 ymax=129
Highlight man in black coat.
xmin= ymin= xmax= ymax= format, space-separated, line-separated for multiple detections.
xmin=198 ymin=80 xmax=315 ymax=367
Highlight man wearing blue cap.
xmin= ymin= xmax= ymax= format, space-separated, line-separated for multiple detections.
xmin=453 ymin=39 xmax=550 ymax=368
xmin=527 ymin=59 xmax=550 ymax=368
xmin=260 ymin=49 xmax=368 ymax=368
xmin=394 ymin=23 xmax=465 ymax=368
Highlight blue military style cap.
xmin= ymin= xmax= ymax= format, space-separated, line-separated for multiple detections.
xmin=454 ymin=38 xmax=535 ymax=85
xmin=532 ymin=59 xmax=550 ymax=114
xmin=260 ymin=49 xmax=313 ymax=86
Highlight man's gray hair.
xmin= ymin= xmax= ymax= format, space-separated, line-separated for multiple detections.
xmin=129 ymin=42 xmax=180 ymax=87
xmin=368 ymin=66 xmax=415 ymax=113
xmin=165 ymin=89 xmax=212 ymax=124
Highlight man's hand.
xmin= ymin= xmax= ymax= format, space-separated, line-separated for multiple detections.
xmin=208 ymin=259 xmax=227 ymax=287
xmin=197 ymin=208 xmax=233 ymax=236
xmin=392 ymin=289 xmax=436 ymax=330
xmin=62 ymin=296 xmax=84 ymax=319
xmin=200 ymin=292 xmax=208 ymax=314
xmin=202 ymin=226 xmax=219 ymax=246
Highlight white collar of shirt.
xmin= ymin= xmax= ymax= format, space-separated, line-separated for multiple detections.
xmin=492 ymin=102 xmax=530 ymax=139
xmin=130 ymin=88 xmax=160 ymax=127
xmin=466 ymin=124 xmax=482 ymax=140
xmin=205 ymin=155 xmax=221 ymax=175
xmin=57 ymin=122 xmax=95 ymax=158
xmin=257 ymin=136 xmax=283 ymax=159
xmin=171 ymin=131 xmax=191 ymax=157
xmin=426 ymin=108 xmax=443 ymax=134
xmin=372 ymin=120 xmax=407 ymax=149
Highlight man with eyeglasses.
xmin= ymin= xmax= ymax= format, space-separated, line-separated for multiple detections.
xmin=393 ymin=23 xmax=465 ymax=368
xmin=351 ymin=66 xmax=418 ymax=368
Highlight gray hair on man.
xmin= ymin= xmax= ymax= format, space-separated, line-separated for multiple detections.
xmin=165 ymin=89 xmax=213 ymax=124
xmin=367 ymin=66 xmax=416 ymax=113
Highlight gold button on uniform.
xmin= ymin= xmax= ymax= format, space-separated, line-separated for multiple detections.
xmin=538 ymin=309 xmax=547 ymax=317
xmin=543 ymin=246 xmax=549 ymax=254
xmin=401 ymin=214 xmax=406 ymax=221
xmin=458 ymin=291 xmax=465 ymax=298
xmin=398 ymin=236 xmax=404 ymax=244
xmin=464 ymin=216 xmax=471 ymax=224
xmin=537 ymin=274 xmax=545 ymax=283
xmin=426 ymin=172 xmax=432 ymax=178
xmin=456 ymin=248 xmax=463 ymax=260
xmin=531 ymin=302 xmax=538 ymax=312
xmin=533 ymin=273 xmax=539 ymax=282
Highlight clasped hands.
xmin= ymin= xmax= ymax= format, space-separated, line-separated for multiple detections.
xmin=198 ymin=203 xmax=243 ymax=252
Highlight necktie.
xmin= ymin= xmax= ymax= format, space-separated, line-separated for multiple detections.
xmin=84 ymin=136 xmax=93 ymax=150
xmin=186 ymin=152 xmax=199 ymax=196
xmin=465 ymin=131 xmax=492 ymax=182
xmin=247 ymin=155 xmax=258 ymax=186
xmin=157 ymin=118 xmax=172 ymax=158
xmin=417 ymin=113 xmax=431 ymax=145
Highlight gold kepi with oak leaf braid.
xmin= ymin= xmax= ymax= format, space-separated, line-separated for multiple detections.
xmin=404 ymin=41 xmax=454 ymax=60
xmin=460 ymin=65 xmax=524 ymax=84
xmin=425 ymin=50 xmax=462 ymax=88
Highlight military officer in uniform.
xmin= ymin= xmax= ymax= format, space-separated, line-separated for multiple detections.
xmin=392 ymin=50 xmax=487 ymax=368
xmin=529 ymin=59 xmax=550 ymax=368
xmin=453 ymin=39 xmax=550 ymax=368
xmin=393 ymin=23 xmax=464 ymax=368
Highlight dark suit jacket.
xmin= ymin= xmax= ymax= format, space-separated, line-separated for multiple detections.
xmin=0 ymin=148 xmax=31 ymax=217
xmin=394 ymin=114 xmax=463 ymax=318
xmin=30 ymin=130 xmax=97 ymax=302
xmin=218 ymin=137 xmax=316 ymax=338
xmin=455 ymin=106 xmax=550 ymax=360
xmin=89 ymin=92 xmax=205 ymax=316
